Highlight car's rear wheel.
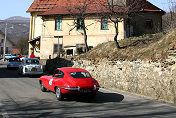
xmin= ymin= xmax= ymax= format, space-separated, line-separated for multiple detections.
xmin=40 ymin=81 xmax=46 ymax=92
xmin=56 ymin=87 xmax=63 ymax=101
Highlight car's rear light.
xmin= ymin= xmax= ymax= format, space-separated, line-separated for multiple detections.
xmin=65 ymin=86 xmax=80 ymax=90
xmin=93 ymin=78 xmax=100 ymax=89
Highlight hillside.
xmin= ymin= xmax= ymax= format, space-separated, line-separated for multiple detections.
xmin=0 ymin=16 xmax=30 ymax=46
xmin=78 ymin=30 xmax=176 ymax=62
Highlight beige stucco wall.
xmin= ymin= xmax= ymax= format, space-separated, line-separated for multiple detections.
xmin=29 ymin=12 xmax=43 ymax=40
xmin=40 ymin=16 xmax=125 ymax=59
xmin=29 ymin=12 xmax=44 ymax=57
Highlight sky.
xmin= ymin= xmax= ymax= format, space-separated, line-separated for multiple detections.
xmin=0 ymin=0 xmax=173 ymax=20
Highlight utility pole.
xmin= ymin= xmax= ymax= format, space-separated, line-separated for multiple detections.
xmin=3 ymin=22 xmax=7 ymax=61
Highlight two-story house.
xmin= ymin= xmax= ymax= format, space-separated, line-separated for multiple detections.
xmin=27 ymin=0 xmax=165 ymax=59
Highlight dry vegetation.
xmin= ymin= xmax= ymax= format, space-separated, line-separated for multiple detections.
xmin=77 ymin=29 xmax=176 ymax=62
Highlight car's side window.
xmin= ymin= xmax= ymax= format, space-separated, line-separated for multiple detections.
xmin=53 ymin=70 xmax=64 ymax=78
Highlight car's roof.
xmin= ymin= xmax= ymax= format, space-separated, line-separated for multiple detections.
xmin=58 ymin=68 xmax=88 ymax=73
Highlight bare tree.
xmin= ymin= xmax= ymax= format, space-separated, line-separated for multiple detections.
xmin=16 ymin=36 xmax=29 ymax=55
xmin=66 ymin=0 xmax=96 ymax=52
xmin=98 ymin=0 xmax=145 ymax=48
xmin=168 ymin=0 xmax=176 ymax=29
xmin=66 ymin=0 xmax=146 ymax=49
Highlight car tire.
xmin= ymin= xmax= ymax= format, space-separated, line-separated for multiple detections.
xmin=21 ymin=69 xmax=24 ymax=75
xmin=56 ymin=87 xmax=63 ymax=101
xmin=18 ymin=68 xmax=21 ymax=75
xmin=40 ymin=81 xmax=46 ymax=92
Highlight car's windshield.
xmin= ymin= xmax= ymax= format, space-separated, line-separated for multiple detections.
xmin=26 ymin=59 xmax=39 ymax=65
xmin=69 ymin=72 xmax=91 ymax=78
xmin=9 ymin=58 xmax=20 ymax=62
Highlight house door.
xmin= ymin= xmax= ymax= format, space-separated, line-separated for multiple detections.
xmin=126 ymin=19 xmax=134 ymax=37
xmin=6 ymin=47 xmax=8 ymax=54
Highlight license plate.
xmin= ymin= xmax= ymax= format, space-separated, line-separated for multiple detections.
xmin=31 ymin=68 xmax=37 ymax=71
xmin=80 ymin=89 xmax=91 ymax=93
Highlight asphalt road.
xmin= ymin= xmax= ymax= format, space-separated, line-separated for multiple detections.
xmin=0 ymin=60 xmax=176 ymax=118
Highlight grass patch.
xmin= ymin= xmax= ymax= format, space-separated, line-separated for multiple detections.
xmin=77 ymin=29 xmax=176 ymax=62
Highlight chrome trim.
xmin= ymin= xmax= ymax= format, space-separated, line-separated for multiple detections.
xmin=59 ymin=86 xmax=79 ymax=90
xmin=58 ymin=86 xmax=100 ymax=91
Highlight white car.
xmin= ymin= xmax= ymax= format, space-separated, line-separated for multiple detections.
xmin=18 ymin=58 xmax=43 ymax=76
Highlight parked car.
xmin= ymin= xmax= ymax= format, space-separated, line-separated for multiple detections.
xmin=7 ymin=57 xmax=21 ymax=69
xmin=39 ymin=68 xmax=100 ymax=100
xmin=18 ymin=58 xmax=43 ymax=76
xmin=5 ymin=54 xmax=17 ymax=61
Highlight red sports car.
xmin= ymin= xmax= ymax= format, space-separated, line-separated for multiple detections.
xmin=39 ymin=68 xmax=100 ymax=100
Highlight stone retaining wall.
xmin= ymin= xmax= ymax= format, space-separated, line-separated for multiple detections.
xmin=72 ymin=59 xmax=176 ymax=104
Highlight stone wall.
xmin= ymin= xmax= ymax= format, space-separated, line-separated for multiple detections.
xmin=72 ymin=59 xmax=176 ymax=104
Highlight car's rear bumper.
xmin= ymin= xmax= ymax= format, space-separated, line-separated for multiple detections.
xmin=61 ymin=87 xmax=100 ymax=94
xmin=7 ymin=65 xmax=19 ymax=68
xmin=23 ymin=71 xmax=43 ymax=75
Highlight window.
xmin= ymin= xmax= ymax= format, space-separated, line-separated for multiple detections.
xmin=9 ymin=58 xmax=20 ymax=62
xmin=77 ymin=18 xmax=83 ymax=30
xmin=26 ymin=59 xmax=39 ymax=65
xmin=66 ymin=49 xmax=73 ymax=55
xmin=55 ymin=18 xmax=62 ymax=30
xmin=53 ymin=69 xmax=64 ymax=78
xmin=101 ymin=18 xmax=108 ymax=30
xmin=69 ymin=72 xmax=91 ymax=78
xmin=145 ymin=20 xmax=153 ymax=29
xmin=54 ymin=44 xmax=63 ymax=53
xmin=1 ymin=39 xmax=4 ymax=43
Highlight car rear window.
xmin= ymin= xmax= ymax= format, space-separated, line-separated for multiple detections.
xmin=26 ymin=59 xmax=39 ymax=65
xmin=9 ymin=58 xmax=20 ymax=62
xmin=69 ymin=72 xmax=91 ymax=78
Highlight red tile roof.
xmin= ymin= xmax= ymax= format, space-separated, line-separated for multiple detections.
xmin=141 ymin=1 xmax=164 ymax=12
xmin=27 ymin=0 xmax=165 ymax=15
xmin=27 ymin=0 xmax=59 ymax=12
